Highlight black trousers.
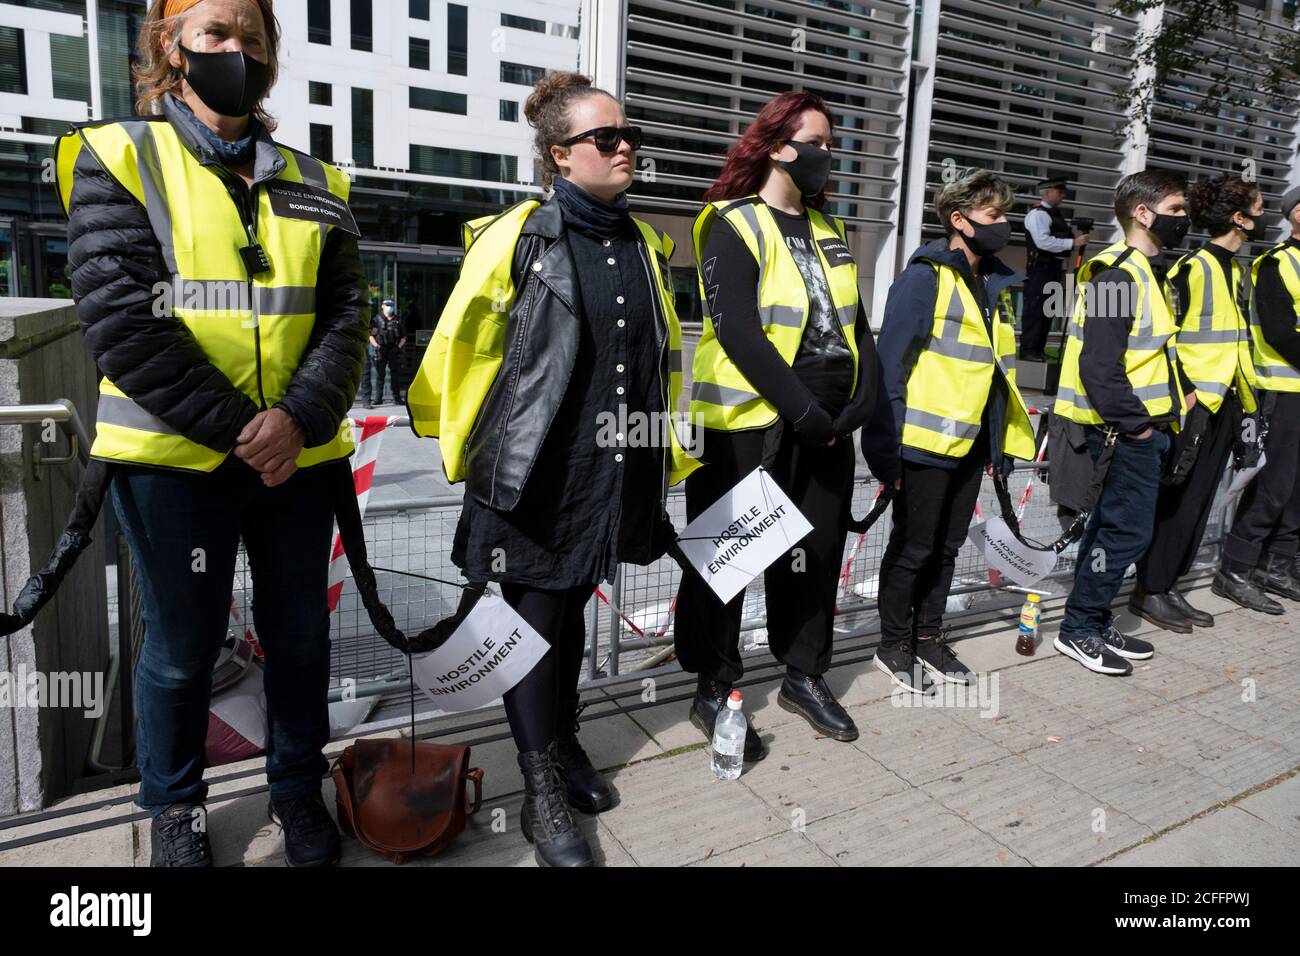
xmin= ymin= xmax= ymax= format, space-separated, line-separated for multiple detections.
xmin=499 ymin=582 xmax=591 ymax=754
xmin=877 ymin=433 xmax=988 ymax=647
xmin=1138 ymin=396 xmax=1239 ymax=593
xmin=1224 ymin=390 xmax=1300 ymax=571
xmin=674 ymin=423 xmax=855 ymax=684
xmin=358 ymin=347 xmax=373 ymax=401
xmin=1019 ymin=264 xmax=1061 ymax=356
xmin=373 ymin=346 xmax=403 ymax=402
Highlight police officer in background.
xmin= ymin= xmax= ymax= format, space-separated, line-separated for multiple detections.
xmin=1020 ymin=175 xmax=1089 ymax=361
xmin=369 ymin=297 xmax=406 ymax=406
xmin=58 ymin=0 xmax=366 ymax=866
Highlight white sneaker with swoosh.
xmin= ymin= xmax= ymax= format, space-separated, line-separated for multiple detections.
xmin=1054 ymin=631 xmax=1133 ymax=675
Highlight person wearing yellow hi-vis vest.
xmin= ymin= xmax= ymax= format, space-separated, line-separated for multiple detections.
xmin=1131 ymin=175 xmax=1261 ymax=631
xmin=861 ymin=170 xmax=1036 ymax=694
xmin=57 ymin=0 xmax=368 ymax=867
xmin=673 ymin=92 xmax=880 ymax=753
xmin=406 ymin=73 xmax=699 ymax=868
xmin=1053 ymin=170 xmax=1197 ymax=677
xmin=1216 ymin=182 xmax=1300 ymax=613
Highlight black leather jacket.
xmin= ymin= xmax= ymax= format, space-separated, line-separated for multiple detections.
xmin=461 ymin=197 xmax=676 ymax=511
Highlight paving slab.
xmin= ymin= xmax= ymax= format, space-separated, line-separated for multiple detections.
xmin=737 ymin=734 xmax=908 ymax=825
xmin=849 ymin=697 xmax=1013 ymax=786
xmin=1101 ymin=805 xmax=1300 ymax=867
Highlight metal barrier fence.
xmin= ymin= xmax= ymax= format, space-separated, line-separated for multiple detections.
xmin=212 ymin=417 xmax=1235 ymax=733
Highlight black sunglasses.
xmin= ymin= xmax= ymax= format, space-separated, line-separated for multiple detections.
xmin=558 ymin=125 xmax=643 ymax=153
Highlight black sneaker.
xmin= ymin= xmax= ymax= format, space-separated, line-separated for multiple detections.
xmin=915 ymin=632 xmax=973 ymax=685
xmin=874 ymin=641 xmax=936 ymax=694
xmin=1100 ymin=624 xmax=1154 ymax=660
xmin=269 ymin=792 xmax=342 ymax=867
xmin=1054 ymin=630 xmax=1132 ymax=675
xmin=150 ymin=803 xmax=213 ymax=867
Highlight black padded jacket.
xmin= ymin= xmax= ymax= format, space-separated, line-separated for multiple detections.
xmin=65 ymin=101 xmax=367 ymax=458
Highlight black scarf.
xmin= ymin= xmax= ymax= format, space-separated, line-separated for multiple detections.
xmin=552 ymin=175 xmax=629 ymax=239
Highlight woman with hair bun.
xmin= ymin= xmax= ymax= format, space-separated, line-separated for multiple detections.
xmin=674 ymin=91 xmax=880 ymax=751
xmin=407 ymin=72 xmax=699 ymax=867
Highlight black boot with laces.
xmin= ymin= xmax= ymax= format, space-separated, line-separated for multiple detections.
xmin=150 ymin=802 xmax=213 ymax=867
xmin=269 ymin=791 xmax=341 ymax=867
xmin=554 ymin=701 xmax=616 ymax=814
xmin=518 ymin=743 xmax=594 ymax=867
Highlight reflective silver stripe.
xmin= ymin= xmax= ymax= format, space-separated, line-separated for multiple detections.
xmin=1129 ymin=333 xmax=1172 ymax=351
xmin=1192 ymin=380 xmax=1229 ymax=397
xmin=692 ymin=381 xmax=760 ymax=406
xmin=119 ymin=121 xmax=178 ymax=276
xmin=97 ymin=392 xmax=179 ymax=436
xmin=836 ymin=303 xmax=856 ymax=328
xmin=1256 ymin=364 xmax=1300 ymax=379
xmin=258 ymin=285 xmax=316 ymax=314
xmin=732 ymin=203 xmax=765 ymax=281
xmin=1177 ymin=328 xmax=1239 ymax=344
xmin=758 ymin=304 xmax=804 ymax=328
xmin=904 ymin=407 xmax=980 ymax=440
xmin=165 ymin=280 xmax=316 ymax=315
xmin=1056 ymin=383 xmax=1172 ymax=411
xmin=928 ymin=283 xmax=994 ymax=363
xmin=669 ymin=349 xmax=682 ymax=374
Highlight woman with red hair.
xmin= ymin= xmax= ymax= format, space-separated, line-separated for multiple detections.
xmin=675 ymin=91 xmax=880 ymax=754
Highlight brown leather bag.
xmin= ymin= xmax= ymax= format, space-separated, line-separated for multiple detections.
xmin=331 ymin=738 xmax=484 ymax=864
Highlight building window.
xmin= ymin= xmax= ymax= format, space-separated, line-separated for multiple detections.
xmin=410 ymin=87 xmax=466 ymax=114
xmin=410 ymin=37 xmax=429 ymax=70
xmin=410 ymin=144 xmax=517 ymax=183
xmin=501 ymin=14 xmax=546 ymax=33
xmin=448 ymin=4 xmax=467 ymax=75
xmin=500 ymin=62 xmax=545 ymax=86
xmin=410 ymin=0 xmax=430 ymax=19
xmin=50 ymin=33 xmax=91 ymax=102
xmin=352 ymin=88 xmax=373 ymax=167
xmin=99 ymin=0 xmax=146 ymax=117
xmin=310 ymin=123 xmax=334 ymax=161
xmin=500 ymin=100 xmax=518 ymax=122
xmin=307 ymin=0 xmax=330 ymax=45
xmin=351 ymin=0 xmax=373 ymax=52
xmin=0 ymin=27 xmax=27 ymax=95
xmin=309 ymin=81 xmax=332 ymax=106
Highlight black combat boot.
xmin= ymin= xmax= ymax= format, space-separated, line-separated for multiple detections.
xmin=688 ymin=676 xmax=767 ymax=761
xmin=554 ymin=700 xmax=616 ymax=814
xmin=518 ymin=744 xmax=594 ymax=867
xmin=778 ymin=667 xmax=858 ymax=741
xmin=1253 ymin=554 xmax=1300 ymax=602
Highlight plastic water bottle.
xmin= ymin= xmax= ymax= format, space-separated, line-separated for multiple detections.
xmin=1016 ymin=593 xmax=1041 ymax=656
xmin=711 ymin=691 xmax=746 ymax=780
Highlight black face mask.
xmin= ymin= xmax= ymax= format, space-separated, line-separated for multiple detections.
xmin=959 ymin=217 xmax=1011 ymax=257
xmin=180 ymin=43 xmax=269 ymax=118
xmin=1144 ymin=212 xmax=1190 ymax=250
xmin=1237 ymin=212 xmax=1272 ymax=242
xmin=777 ymin=139 xmax=832 ymax=197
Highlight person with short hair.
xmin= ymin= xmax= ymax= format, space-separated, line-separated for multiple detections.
xmin=1053 ymin=170 xmax=1197 ymax=675
xmin=862 ymin=169 xmax=1037 ymax=694
xmin=1020 ymin=174 xmax=1090 ymax=361
xmin=369 ymin=298 xmax=406 ymax=405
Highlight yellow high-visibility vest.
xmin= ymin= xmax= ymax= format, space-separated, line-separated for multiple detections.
xmin=1249 ymin=241 xmax=1300 ymax=393
xmin=688 ymin=196 xmax=861 ymax=431
xmin=1168 ymin=246 xmax=1257 ymax=414
xmin=1054 ymin=241 xmax=1186 ymax=427
xmin=901 ymin=262 xmax=1037 ymax=460
xmin=56 ymin=117 xmax=356 ymax=471
xmin=406 ymin=200 xmax=701 ymax=486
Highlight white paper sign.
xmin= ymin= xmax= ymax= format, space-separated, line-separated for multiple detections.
xmin=410 ymin=592 xmax=549 ymax=712
xmin=968 ymin=516 xmax=1057 ymax=586
xmin=676 ymin=466 xmax=814 ymax=603
xmin=1229 ymin=452 xmax=1265 ymax=496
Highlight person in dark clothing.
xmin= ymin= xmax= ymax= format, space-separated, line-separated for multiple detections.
xmin=410 ymin=73 xmax=698 ymax=867
xmin=1131 ymin=175 xmax=1262 ymax=630
xmin=1020 ymin=175 xmax=1090 ymax=361
xmin=1215 ymin=183 xmax=1300 ymax=613
xmin=1052 ymin=169 xmax=1198 ymax=677
xmin=675 ymin=91 xmax=879 ymax=749
xmin=861 ymin=170 xmax=1038 ymax=694
xmin=60 ymin=0 xmax=367 ymax=866
xmin=369 ymin=298 xmax=406 ymax=405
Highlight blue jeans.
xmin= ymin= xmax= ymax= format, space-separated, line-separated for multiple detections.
xmin=1060 ymin=426 xmax=1170 ymax=637
xmin=112 ymin=458 xmax=335 ymax=815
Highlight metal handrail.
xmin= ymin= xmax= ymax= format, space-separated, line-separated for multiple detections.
xmin=0 ymin=399 xmax=91 ymax=466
